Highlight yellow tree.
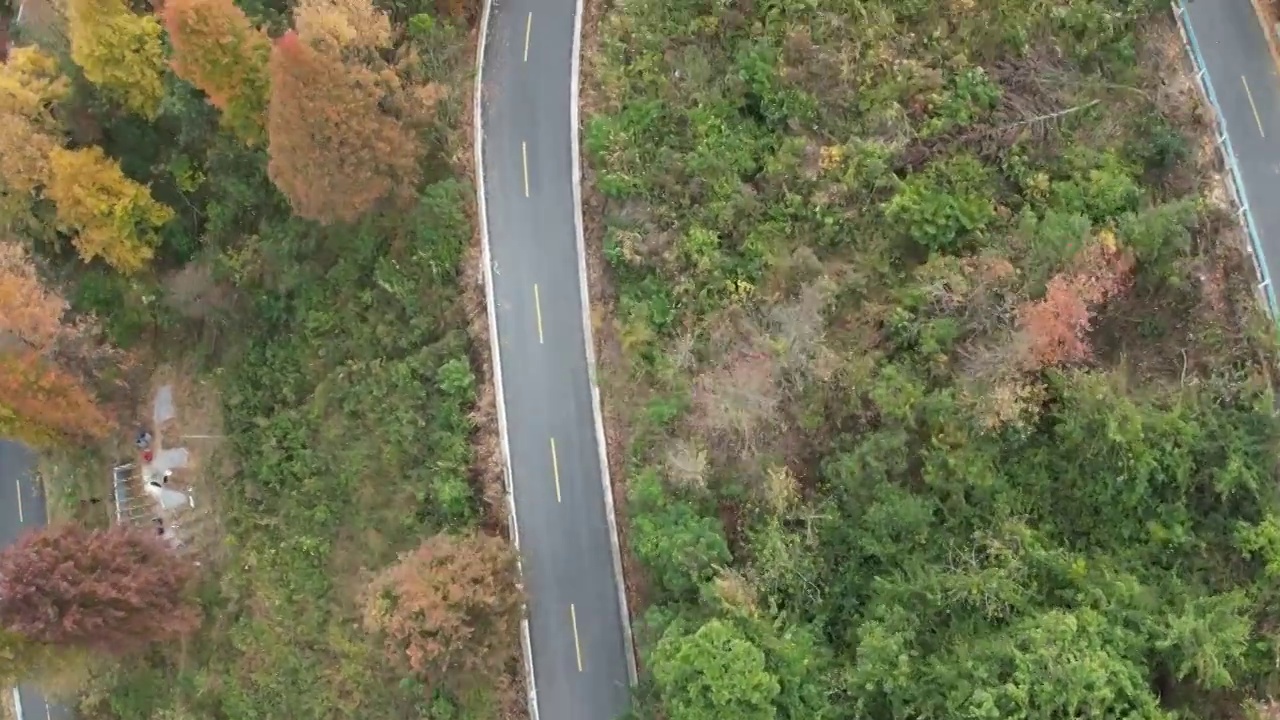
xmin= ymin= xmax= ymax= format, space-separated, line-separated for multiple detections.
xmin=0 ymin=47 xmax=70 ymax=122
xmin=45 ymin=147 xmax=174 ymax=273
xmin=163 ymin=0 xmax=271 ymax=145
xmin=67 ymin=0 xmax=166 ymax=118
xmin=0 ymin=47 xmax=68 ymax=240
xmin=266 ymin=29 xmax=419 ymax=223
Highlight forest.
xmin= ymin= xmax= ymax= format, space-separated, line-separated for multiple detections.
xmin=584 ymin=0 xmax=1280 ymax=717
xmin=0 ymin=0 xmax=527 ymax=717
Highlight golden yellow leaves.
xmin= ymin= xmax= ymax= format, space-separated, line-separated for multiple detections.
xmin=0 ymin=47 xmax=70 ymax=122
xmin=46 ymin=147 xmax=175 ymax=274
xmin=67 ymin=0 xmax=166 ymax=119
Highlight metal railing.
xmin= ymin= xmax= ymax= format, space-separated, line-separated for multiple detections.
xmin=1172 ymin=0 xmax=1279 ymax=315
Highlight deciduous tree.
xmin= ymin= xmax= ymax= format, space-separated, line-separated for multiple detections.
xmin=650 ymin=618 xmax=780 ymax=720
xmin=0 ymin=46 xmax=69 ymax=123
xmin=0 ymin=349 xmax=110 ymax=446
xmin=266 ymin=30 xmax=419 ymax=223
xmin=66 ymin=0 xmax=166 ymax=118
xmin=0 ymin=47 xmax=67 ymax=228
xmin=163 ymin=0 xmax=271 ymax=145
xmin=294 ymin=0 xmax=391 ymax=52
xmin=363 ymin=532 xmax=522 ymax=688
xmin=0 ymin=524 xmax=200 ymax=654
xmin=45 ymin=146 xmax=174 ymax=273
xmin=629 ymin=471 xmax=731 ymax=600
xmin=1016 ymin=232 xmax=1134 ymax=369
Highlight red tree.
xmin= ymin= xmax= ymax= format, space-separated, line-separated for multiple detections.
xmin=0 ymin=525 xmax=201 ymax=655
xmin=363 ymin=532 xmax=522 ymax=687
xmin=266 ymin=30 xmax=419 ymax=223
xmin=1016 ymin=235 xmax=1135 ymax=370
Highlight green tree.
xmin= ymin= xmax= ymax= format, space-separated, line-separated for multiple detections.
xmin=629 ymin=470 xmax=731 ymax=600
xmin=650 ymin=618 xmax=780 ymax=720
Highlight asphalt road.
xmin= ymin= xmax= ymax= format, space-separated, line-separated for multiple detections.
xmin=477 ymin=2 xmax=633 ymax=720
xmin=0 ymin=441 xmax=74 ymax=720
xmin=1185 ymin=0 xmax=1280 ymax=296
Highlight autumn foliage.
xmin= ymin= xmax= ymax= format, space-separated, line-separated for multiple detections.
xmin=0 ymin=240 xmax=113 ymax=446
xmin=46 ymin=146 xmax=175 ymax=273
xmin=0 ymin=47 xmax=67 ymax=202
xmin=1016 ymin=232 xmax=1135 ymax=369
xmin=363 ymin=532 xmax=522 ymax=687
xmin=0 ymin=241 xmax=76 ymax=353
xmin=163 ymin=0 xmax=271 ymax=145
xmin=0 ymin=350 xmax=109 ymax=446
xmin=266 ymin=30 xmax=419 ymax=223
xmin=0 ymin=524 xmax=200 ymax=655
xmin=66 ymin=0 xmax=166 ymax=118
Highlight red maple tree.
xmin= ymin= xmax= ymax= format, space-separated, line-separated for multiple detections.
xmin=0 ymin=524 xmax=201 ymax=655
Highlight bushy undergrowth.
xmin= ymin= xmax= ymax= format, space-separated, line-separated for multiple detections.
xmin=586 ymin=0 xmax=1280 ymax=717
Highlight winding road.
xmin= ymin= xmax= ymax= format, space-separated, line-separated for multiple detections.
xmin=474 ymin=0 xmax=635 ymax=718
xmin=1183 ymin=0 xmax=1280 ymax=299
xmin=0 ymin=441 xmax=74 ymax=720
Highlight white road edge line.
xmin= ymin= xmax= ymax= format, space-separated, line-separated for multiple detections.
xmin=472 ymin=2 xmax=540 ymax=719
xmin=11 ymin=688 xmax=22 ymax=720
xmin=15 ymin=479 xmax=23 ymax=522
xmin=568 ymin=0 xmax=640 ymax=685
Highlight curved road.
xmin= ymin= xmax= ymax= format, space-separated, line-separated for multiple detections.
xmin=475 ymin=0 xmax=634 ymax=719
xmin=1183 ymin=0 xmax=1280 ymax=302
xmin=0 ymin=441 xmax=74 ymax=720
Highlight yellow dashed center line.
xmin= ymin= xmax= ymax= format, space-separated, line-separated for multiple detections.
xmin=570 ymin=604 xmax=584 ymax=672
xmin=522 ymin=141 xmax=530 ymax=197
xmin=524 ymin=13 xmax=532 ymax=62
xmin=1243 ymin=75 xmax=1266 ymax=138
xmin=534 ymin=283 xmax=544 ymax=344
xmin=550 ymin=437 xmax=561 ymax=502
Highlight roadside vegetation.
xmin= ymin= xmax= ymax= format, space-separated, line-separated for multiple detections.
xmin=585 ymin=0 xmax=1280 ymax=717
xmin=0 ymin=0 xmax=525 ymax=717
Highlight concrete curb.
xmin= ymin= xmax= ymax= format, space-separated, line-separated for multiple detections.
xmin=471 ymin=2 xmax=541 ymax=718
xmin=568 ymin=0 xmax=640 ymax=689
xmin=1248 ymin=0 xmax=1280 ymax=78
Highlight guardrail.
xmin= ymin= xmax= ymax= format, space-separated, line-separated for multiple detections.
xmin=1172 ymin=0 xmax=1279 ymax=316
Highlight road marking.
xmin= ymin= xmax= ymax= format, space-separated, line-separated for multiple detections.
xmin=522 ymin=141 xmax=530 ymax=197
xmin=15 ymin=479 xmax=23 ymax=522
xmin=45 ymin=701 xmax=51 ymax=720
xmin=534 ymin=283 xmax=544 ymax=344
xmin=524 ymin=13 xmax=532 ymax=62
xmin=550 ymin=437 xmax=561 ymax=502
xmin=1243 ymin=75 xmax=1266 ymax=138
xmin=570 ymin=604 xmax=583 ymax=671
